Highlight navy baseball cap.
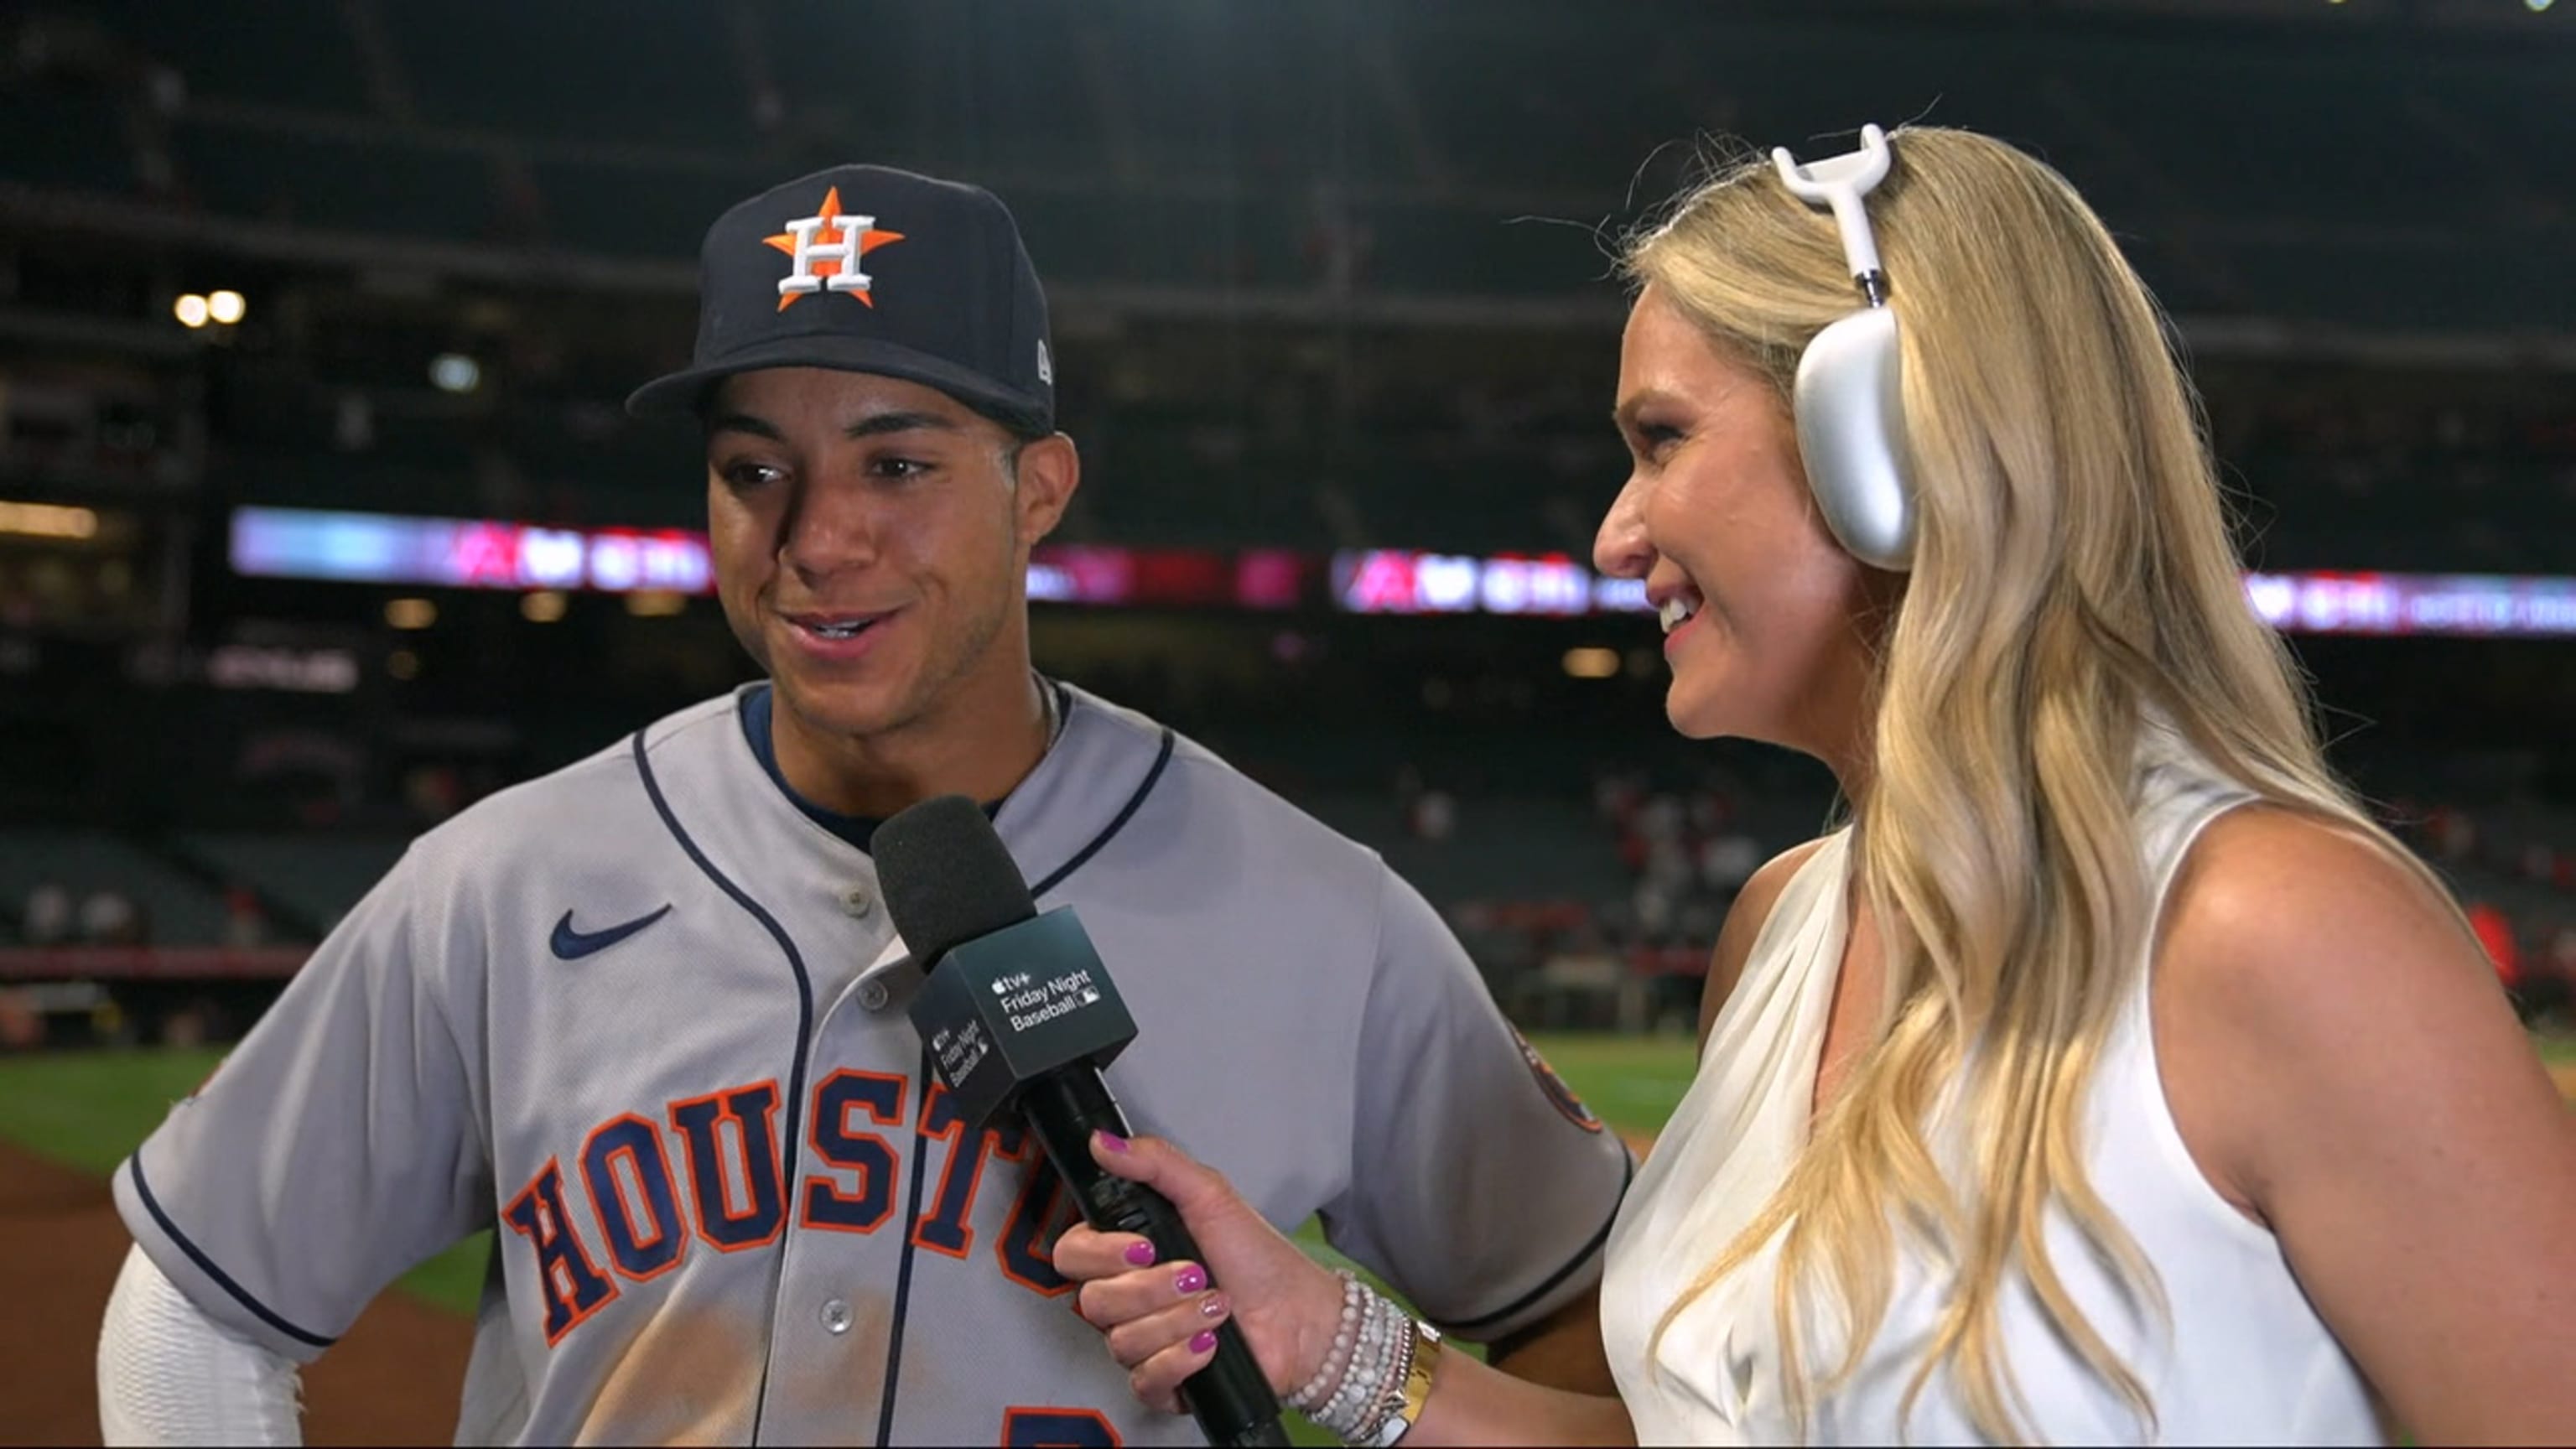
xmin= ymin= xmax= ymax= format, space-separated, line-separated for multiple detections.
xmin=626 ymin=164 xmax=1055 ymax=434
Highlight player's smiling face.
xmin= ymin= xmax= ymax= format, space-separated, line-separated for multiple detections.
xmin=1594 ymin=286 xmax=1883 ymax=758
xmin=704 ymin=367 xmax=1077 ymax=745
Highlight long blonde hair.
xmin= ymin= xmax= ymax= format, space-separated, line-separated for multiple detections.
xmin=1628 ymin=127 xmax=2453 ymax=1441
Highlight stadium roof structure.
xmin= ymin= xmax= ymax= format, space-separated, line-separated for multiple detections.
xmin=1 ymin=0 xmax=2569 ymax=361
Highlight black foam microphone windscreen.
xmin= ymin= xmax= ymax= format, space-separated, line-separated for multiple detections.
xmin=873 ymin=794 xmax=1036 ymax=965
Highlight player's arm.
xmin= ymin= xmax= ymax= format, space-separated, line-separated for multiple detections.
xmin=1422 ymin=835 xmax=1835 ymax=1400
xmin=99 ymin=1247 xmax=301 ymax=1446
xmin=1315 ymin=868 xmax=1632 ymax=1389
xmin=2156 ymin=808 xmax=2576 ymax=1443
xmin=103 ymin=843 xmax=491 ymax=1383
xmin=1480 ymin=838 xmax=1829 ymax=1394
xmin=1482 ymin=1286 xmax=1611 ymax=1394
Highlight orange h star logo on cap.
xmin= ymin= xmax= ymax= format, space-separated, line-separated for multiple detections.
xmin=766 ymin=187 xmax=906 ymax=311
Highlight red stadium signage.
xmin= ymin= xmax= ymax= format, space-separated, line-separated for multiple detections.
xmin=230 ymin=508 xmax=714 ymax=595
xmin=0 ymin=946 xmax=309 ymax=981
xmin=1332 ymin=549 xmax=1647 ymax=616
xmin=230 ymin=508 xmax=1306 ymax=611
xmin=2241 ymin=571 xmax=2576 ymax=637
xmin=1329 ymin=551 xmax=1595 ymax=615
xmin=226 ymin=508 xmax=2576 ymax=637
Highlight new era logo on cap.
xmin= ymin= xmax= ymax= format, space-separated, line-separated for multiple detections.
xmin=627 ymin=164 xmax=1055 ymax=435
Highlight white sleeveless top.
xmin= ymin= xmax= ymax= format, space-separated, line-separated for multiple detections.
xmin=1600 ymin=735 xmax=2382 ymax=1445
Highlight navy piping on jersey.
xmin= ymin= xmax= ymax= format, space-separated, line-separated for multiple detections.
xmin=875 ymin=1042 xmax=938 ymax=1448
xmin=873 ymin=703 xmax=1176 ymax=1445
xmin=1439 ymin=1147 xmax=1638 ymax=1337
xmin=125 ymin=1156 xmax=336 ymax=1349
xmin=629 ymin=727 xmax=816 ymax=1445
xmin=1031 ymin=725 xmax=1175 ymax=900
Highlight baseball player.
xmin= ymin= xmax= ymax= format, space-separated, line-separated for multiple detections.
xmin=95 ymin=164 xmax=1632 ymax=1446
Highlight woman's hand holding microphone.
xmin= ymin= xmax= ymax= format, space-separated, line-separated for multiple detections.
xmin=1050 ymin=1131 xmax=1446 ymax=1444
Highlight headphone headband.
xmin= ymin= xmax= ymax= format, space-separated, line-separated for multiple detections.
xmin=1772 ymin=123 xmax=1896 ymax=305
xmin=1772 ymin=122 xmax=1915 ymax=570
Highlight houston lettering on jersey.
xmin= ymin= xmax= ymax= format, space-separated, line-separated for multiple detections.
xmin=506 ymin=1076 xmax=1078 ymax=1347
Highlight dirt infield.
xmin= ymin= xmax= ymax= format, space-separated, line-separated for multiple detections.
xmin=0 ymin=1142 xmax=472 ymax=1446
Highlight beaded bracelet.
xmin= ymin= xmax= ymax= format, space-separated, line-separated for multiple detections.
xmin=1310 ymin=1285 xmax=1394 ymax=1432
xmin=1350 ymin=1311 xmax=1417 ymax=1445
xmin=1285 ymin=1271 xmax=1368 ymax=1413
xmin=1306 ymin=1282 xmax=1439 ymax=1446
xmin=1312 ymin=1288 xmax=1397 ymax=1432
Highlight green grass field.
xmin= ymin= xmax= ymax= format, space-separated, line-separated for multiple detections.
xmin=2 ymin=1027 xmax=2561 ymax=1445
xmin=3 ymin=1028 xmax=2565 ymax=1315
xmin=0 ymin=1046 xmax=498 ymax=1313
xmin=0 ymin=1034 xmax=1703 ymax=1322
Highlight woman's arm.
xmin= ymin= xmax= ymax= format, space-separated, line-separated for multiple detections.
xmin=1053 ymin=1133 xmax=1635 ymax=1446
xmin=2158 ymin=807 xmax=2576 ymax=1443
xmin=1403 ymin=1334 xmax=1635 ymax=1446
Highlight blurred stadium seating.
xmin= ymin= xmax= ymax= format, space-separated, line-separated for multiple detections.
xmin=0 ymin=829 xmax=226 ymax=947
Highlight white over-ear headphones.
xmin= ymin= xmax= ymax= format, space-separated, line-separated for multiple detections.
xmin=1771 ymin=124 xmax=1916 ymax=572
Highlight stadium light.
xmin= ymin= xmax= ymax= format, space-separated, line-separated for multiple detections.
xmin=521 ymin=589 xmax=569 ymax=623
xmin=207 ymin=289 xmax=246 ymax=325
xmin=384 ymin=597 xmax=437 ymax=630
xmin=429 ymin=353 xmax=482 ymax=394
xmin=1562 ymin=647 xmax=1621 ymax=679
xmin=0 ymin=501 xmax=100 ymax=539
xmin=174 ymin=294 xmax=210 ymax=329
xmin=625 ymin=589 xmax=687 ymax=617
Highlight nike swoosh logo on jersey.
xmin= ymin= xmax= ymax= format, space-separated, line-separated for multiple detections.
xmin=549 ymin=905 xmax=673 ymax=960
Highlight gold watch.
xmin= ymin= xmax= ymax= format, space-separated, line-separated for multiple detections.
xmin=1363 ymin=1319 xmax=1443 ymax=1446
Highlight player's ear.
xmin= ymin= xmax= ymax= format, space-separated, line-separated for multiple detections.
xmin=1010 ymin=432 xmax=1080 ymax=548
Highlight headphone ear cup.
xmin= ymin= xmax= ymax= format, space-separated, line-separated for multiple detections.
xmin=1792 ymin=308 xmax=1916 ymax=570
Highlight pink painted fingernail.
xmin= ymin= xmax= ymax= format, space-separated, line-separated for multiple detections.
xmin=1175 ymin=1265 xmax=1208 ymax=1295
xmin=1199 ymin=1292 xmax=1228 ymax=1319
xmin=1189 ymin=1330 xmax=1218 ymax=1355
xmin=1096 ymin=1130 xmax=1130 ymax=1153
xmin=1124 ymin=1241 xmax=1157 ymax=1268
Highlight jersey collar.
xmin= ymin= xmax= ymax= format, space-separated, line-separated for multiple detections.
xmin=656 ymin=682 xmax=1169 ymax=990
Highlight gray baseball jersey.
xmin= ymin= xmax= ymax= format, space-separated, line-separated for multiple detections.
xmin=116 ymin=681 xmax=1632 ymax=1446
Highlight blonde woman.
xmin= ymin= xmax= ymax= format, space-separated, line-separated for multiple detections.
xmin=1052 ymin=126 xmax=2575 ymax=1445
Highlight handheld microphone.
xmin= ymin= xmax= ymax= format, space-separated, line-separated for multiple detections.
xmin=873 ymin=796 xmax=1290 ymax=1449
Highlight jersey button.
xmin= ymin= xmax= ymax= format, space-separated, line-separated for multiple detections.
xmin=857 ymin=978 xmax=891 ymax=1011
xmin=822 ymin=1298 xmax=853 ymax=1335
xmin=842 ymin=886 xmax=874 ymax=919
